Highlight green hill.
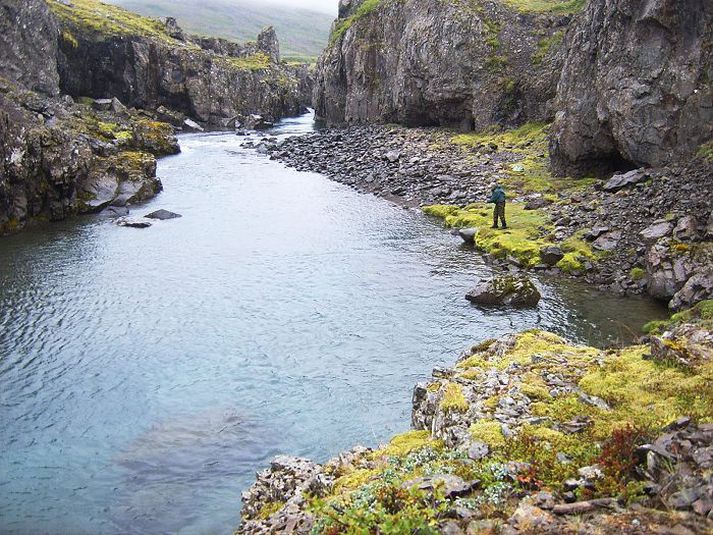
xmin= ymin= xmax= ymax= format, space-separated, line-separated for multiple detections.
xmin=103 ymin=0 xmax=334 ymax=61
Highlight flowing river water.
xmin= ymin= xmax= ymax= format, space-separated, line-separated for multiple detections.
xmin=0 ymin=113 xmax=667 ymax=534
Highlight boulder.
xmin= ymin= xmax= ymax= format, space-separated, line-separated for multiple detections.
xmin=92 ymin=98 xmax=114 ymax=112
xmin=592 ymin=230 xmax=622 ymax=251
xmin=145 ymin=209 xmax=182 ymax=220
xmin=673 ymin=216 xmax=699 ymax=241
xmin=670 ymin=273 xmax=713 ymax=311
xmin=465 ymin=275 xmax=541 ymax=307
xmin=540 ymin=245 xmax=565 ymax=266
xmin=601 ymin=169 xmax=647 ymax=192
xmin=183 ymin=118 xmax=204 ymax=132
xmin=524 ymin=196 xmax=552 ymax=210
xmin=584 ymin=226 xmax=610 ymax=241
xmin=458 ymin=227 xmax=478 ymax=244
xmin=385 ymin=150 xmax=401 ymax=163
xmin=640 ymin=221 xmax=673 ymax=244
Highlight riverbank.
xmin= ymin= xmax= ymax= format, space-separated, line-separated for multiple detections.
xmin=239 ymin=301 xmax=713 ymax=534
xmin=253 ymin=123 xmax=713 ymax=310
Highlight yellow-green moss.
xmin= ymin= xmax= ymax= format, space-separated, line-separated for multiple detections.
xmin=469 ymin=419 xmax=506 ymax=447
xmin=558 ymin=233 xmax=598 ymax=273
xmin=501 ymin=0 xmax=586 ymax=13
xmin=48 ymin=0 xmax=187 ymax=45
xmin=61 ymin=29 xmax=79 ymax=48
xmin=697 ymin=139 xmax=713 ymax=161
xmin=423 ymin=202 xmax=553 ymax=267
xmin=330 ymin=0 xmax=386 ymax=43
xmin=332 ymin=467 xmax=380 ymax=492
xmin=375 ymin=430 xmax=439 ymax=458
xmin=221 ymin=52 xmax=271 ymax=72
xmin=440 ymin=383 xmax=469 ymax=413
xmin=256 ymin=500 xmax=284 ymax=520
xmin=532 ymin=31 xmax=564 ymax=64
xmin=630 ymin=267 xmax=646 ymax=281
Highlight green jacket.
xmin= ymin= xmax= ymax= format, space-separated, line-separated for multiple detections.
xmin=489 ymin=186 xmax=506 ymax=204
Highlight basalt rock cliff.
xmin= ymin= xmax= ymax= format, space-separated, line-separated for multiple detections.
xmin=314 ymin=0 xmax=572 ymax=129
xmin=550 ymin=0 xmax=713 ymax=175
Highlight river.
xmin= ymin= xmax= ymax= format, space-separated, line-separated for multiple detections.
xmin=0 ymin=113 xmax=667 ymax=534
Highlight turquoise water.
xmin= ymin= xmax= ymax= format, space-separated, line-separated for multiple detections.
xmin=0 ymin=114 xmax=667 ymax=534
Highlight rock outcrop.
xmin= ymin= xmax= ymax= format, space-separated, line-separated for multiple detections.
xmin=550 ymin=0 xmax=713 ymax=175
xmin=238 ymin=317 xmax=713 ymax=534
xmin=314 ymin=0 xmax=572 ymax=128
xmin=0 ymin=0 xmax=60 ymax=95
xmin=49 ymin=1 xmax=309 ymax=125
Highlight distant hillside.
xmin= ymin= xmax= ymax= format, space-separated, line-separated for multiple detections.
xmin=104 ymin=0 xmax=333 ymax=61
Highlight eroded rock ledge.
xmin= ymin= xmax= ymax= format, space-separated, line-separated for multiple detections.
xmin=239 ymin=305 xmax=713 ymax=534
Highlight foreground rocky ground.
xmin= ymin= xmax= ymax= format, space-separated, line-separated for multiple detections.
xmin=252 ymin=123 xmax=713 ymax=310
xmin=239 ymin=301 xmax=713 ymax=534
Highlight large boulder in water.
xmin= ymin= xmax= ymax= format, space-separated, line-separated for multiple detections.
xmin=466 ymin=275 xmax=541 ymax=307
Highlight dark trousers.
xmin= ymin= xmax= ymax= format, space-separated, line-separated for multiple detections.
xmin=493 ymin=202 xmax=506 ymax=227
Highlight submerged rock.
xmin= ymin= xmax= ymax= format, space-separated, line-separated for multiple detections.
xmin=465 ymin=275 xmax=541 ymax=307
xmin=145 ymin=209 xmax=182 ymax=220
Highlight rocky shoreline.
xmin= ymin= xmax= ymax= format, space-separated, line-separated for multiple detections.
xmin=238 ymin=302 xmax=713 ymax=534
xmin=249 ymin=123 xmax=713 ymax=311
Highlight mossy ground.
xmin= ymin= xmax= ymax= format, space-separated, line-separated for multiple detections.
xmin=48 ymin=0 xmax=185 ymax=44
xmin=330 ymin=0 xmax=388 ymax=43
xmin=306 ymin=329 xmax=712 ymax=533
xmin=643 ymin=299 xmax=713 ymax=334
xmin=500 ymin=0 xmax=586 ymax=13
xmin=424 ymin=203 xmax=598 ymax=271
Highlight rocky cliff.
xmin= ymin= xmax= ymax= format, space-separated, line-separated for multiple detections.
xmin=314 ymin=0 xmax=574 ymax=129
xmin=49 ymin=0 xmax=309 ymax=125
xmin=550 ymin=0 xmax=713 ymax=175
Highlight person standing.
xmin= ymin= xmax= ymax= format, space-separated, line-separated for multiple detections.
xmin=488 ymin=183 xmax=507 ymax=229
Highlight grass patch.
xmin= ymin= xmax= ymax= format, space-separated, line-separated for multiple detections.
xmin=501 ymin=0 xmax=587 ymax=13
xmin=697 ymin=140 xmax=713 ymax=161
xmin=330 ymin=0 xmax=385 ymax=43
xmin=220 ymin=52 xmax=271 ymax=72
xmin=423 ymin=202 xmax=553 ymax=267
xmin=532 ymin=30 xmax=564 ymax=64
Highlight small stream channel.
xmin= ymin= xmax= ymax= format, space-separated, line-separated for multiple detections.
xmin=0 ymin=112 xmax=667 ymax=534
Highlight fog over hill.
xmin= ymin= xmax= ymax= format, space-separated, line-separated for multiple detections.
xmin=105 ymin=0 xmax=335 ymax=60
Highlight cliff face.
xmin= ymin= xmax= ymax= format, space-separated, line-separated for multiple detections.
xmin=314 ymin=0 xmax=572 ymax=129
xmin=50 ymin=0 xmax=308 ymax=124
xmin=550 ymin=0 xmax=713 ymax=175
xmin=0 ymin=0 xmax=60 ymax=95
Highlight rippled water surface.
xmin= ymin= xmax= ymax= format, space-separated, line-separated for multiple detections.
xmin=0 ymin=114 xmax=667 ymax=534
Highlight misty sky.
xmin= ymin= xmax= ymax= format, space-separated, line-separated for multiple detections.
xmin=266 ymin=0 xmax=337 ymax=14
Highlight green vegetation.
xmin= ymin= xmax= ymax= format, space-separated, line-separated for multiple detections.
xmin=331 ymin=0 xmax=386 ymax=43
xmin=423 ymin=203 xmax=598 ymax=271
xmin=104 ymin=0 xmax=332 ymax=60
xmin=501 ymin=0 xmax=586 ymax=14
xmin=452 ymin=122 xmax=597 ymax=195
xmin=220 ymin=52 xmax=272 ymax=72
xmin=532 ymin=30 xmax=564 ymax=64
xmin=48 ymin=0 xmax=183 ymax=44
xmin=644 ymin=299 xmax=713 ymax=334
xmin=303 ymin=329 xmax=712 ymax=532
xmin=630 ymin=267 xmax=646 ymax=281
xmin=697 ymin=139 xmax=713 ymax=161
xmin=439 ymin=383 xmax=469 ymax=413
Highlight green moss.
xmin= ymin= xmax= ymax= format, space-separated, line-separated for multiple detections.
xmin=48 ymin=0 xmax=185 ymax=44
xmin=697 ymin=139 xmax=713 ymax=161
xmin=423 ymin=202 xmax=552 ymax=267
xmin=501 ymin=0 xmax=586 ymax=13
xmin=532 ymin=31 xmax=564 ymax=65
xmin=256 ymin=500 xmax=284 ymax=520
xmin=61 ymin=29 xmax=79 ymax=49
xmin=440 ymin=383 xmax=469 ymax=413
xmin=558 ymin=233 xmax=598 ymax=273
xmin=642 ymin=299 xmax=713 ymax=333
xmin=469 ymin=420 xmax=506 ymax=447
xmin=333 ymin=467 xmax=380 ymax=492
xmin=376 ymin=430 xmax=439 ymax=458
xmin=330 ymin=0 xmax=386 ymax=43
xmin=630 ymin=267 xmax=646 ymax=281
xmin=221 ymin=52 xmax=271 ymax=72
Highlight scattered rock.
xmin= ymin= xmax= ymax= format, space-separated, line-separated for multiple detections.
xmin=540 ymin=245 xmax=565 ymax=266
xmin=592 ymin=230 xmax=622 ymax=251
xmin=458 ymin=227 xmax=478 ymax=244
xmin=183 ymin=118 xmax=204 ymax=132
xmin=640 ymin=221 xmax=674 ymax=243
xmin=602 ymin=169 xmax=648 ymax=192
xmin=673 ymin=216 xmax=699 ymax=241
xmin=145 ymin=209 xmax=182 ymax=220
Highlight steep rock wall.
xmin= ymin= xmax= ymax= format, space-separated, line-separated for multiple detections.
xmin=550 ymin=0 xmax=713 ymax=175
xmin=0 ymin=0 xmax=60 ymax=95
xmin=314 ymin=0 xmax=572 ymax=128
xmin=49 ymin=1 xmax=309 ymax=124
